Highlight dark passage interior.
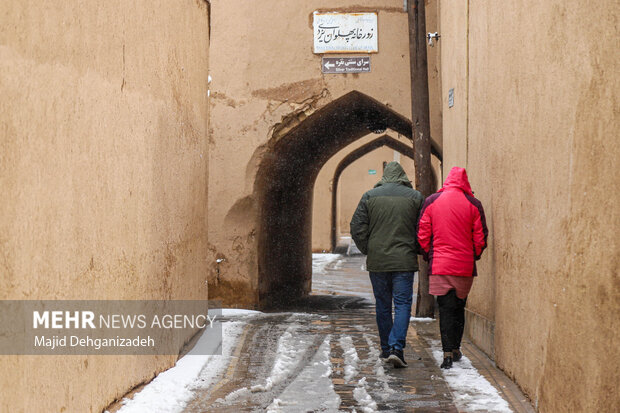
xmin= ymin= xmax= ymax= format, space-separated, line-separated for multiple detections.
xmin=254 ymin=91 xmax=441 ymax=308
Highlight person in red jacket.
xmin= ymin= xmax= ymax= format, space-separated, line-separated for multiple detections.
xmin=417 ymin=167 xmax=488 ymax=369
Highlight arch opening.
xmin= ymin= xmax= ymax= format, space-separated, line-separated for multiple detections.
xmin=329 ymin=135 xmax=439 ymax=252
xmin=253 ymin=91 xmax=441 ymax=308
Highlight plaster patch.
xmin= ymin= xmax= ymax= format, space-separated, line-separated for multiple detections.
xmin=251 ymin=78 xmax=325 ymax=104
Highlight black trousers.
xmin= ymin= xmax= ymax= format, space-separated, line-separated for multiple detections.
xmin=437 ymin=289 xmax=467 ymax=353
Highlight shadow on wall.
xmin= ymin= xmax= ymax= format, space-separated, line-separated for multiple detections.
xmin=253 ymin=90 xmax=442 ymax=309
xmin=329 ymin=134 xmax=439 ymax=252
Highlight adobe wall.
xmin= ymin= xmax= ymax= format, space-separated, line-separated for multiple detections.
xmin=208 ymin=0 xmax=414 ymax=307
xmin=437 ymin=0 xmax=619 ymax=411
xmin=0 ymin=1 xmax=210 ymax=411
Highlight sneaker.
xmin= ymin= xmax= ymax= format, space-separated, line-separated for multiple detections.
xmin=452 ymin=349 xmax=462 ymax=362
xmin=440 ymin=356 xmax=453 ymax=369
xmin=380 ymin=350 xmax=390 ymax=362
xmin=387 ymin=348 xmax=408 ymax=368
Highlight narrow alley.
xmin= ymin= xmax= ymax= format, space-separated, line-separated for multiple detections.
xmin=115 ymin=254 xmax=534 ymax=413
xmin=3 ymin=1 xmax=617 ymax=411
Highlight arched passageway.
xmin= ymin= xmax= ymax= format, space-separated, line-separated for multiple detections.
xmin=253 ymin=91 xmax=441 ymax=308
xmin=329 ymin=135 xmax=439 ymax=252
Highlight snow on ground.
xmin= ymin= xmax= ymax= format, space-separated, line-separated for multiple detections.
xmin=265 ymin=335 xmax=340 ymax=412
xmin=331 ymin=258 xmax=344 ymax=269
xmin=353 ymin=377 xmax=378 ymax=413
xmin=312 ymin=253 xmax=342 ymax=274
xmin=363 ymin=333 xmax=395 ymax=398
xmin=410 ymin=317 xmax=435 ymax=322
xmin=347 ymin=241 xmax=362 ymax=256
xmin=312 ymin=281 xmax=375 ymax=302
xmin=312 ymin=254 xmax=375 ymax=302
xmin=339 ymin=335 xmax=360 ymax=383
xmin=215 ymin=387 xmax=251 ymax=405
xmin=430 ymin=339 xmax=513 ymax=412
xmin=115 ymin=321 xmax=247 ymax=413
xmin=220 ymin=308 xmax=263 ymax=317
xmin=250 ymin=322 xmax=313 ymax=392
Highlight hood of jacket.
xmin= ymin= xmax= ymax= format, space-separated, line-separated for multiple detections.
xmin=374 ymin=161 xmax=412 ymax=188
xmin=439 ymin=166 xmax=473 ymax=196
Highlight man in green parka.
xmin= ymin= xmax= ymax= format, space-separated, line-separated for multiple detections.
xmin=350 ymin=161 xmax=424 ymax=368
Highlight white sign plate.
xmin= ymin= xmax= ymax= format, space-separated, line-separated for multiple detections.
xmin=313 ymin=12 xmax=378 ymax=54
xmin=322 ymin=57 xmax=371 ymax=74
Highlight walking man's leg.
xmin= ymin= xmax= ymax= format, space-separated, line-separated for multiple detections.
xmin=387 ymin=271 xmax=414 ymax=368
xmin=369 ymin=272 xmax=393 ymax=358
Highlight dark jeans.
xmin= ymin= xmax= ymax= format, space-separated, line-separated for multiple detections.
xmin=437 ymin=289 xmax=467 ymax=353
xmin=369 ymin=271 xmax=414 ymax=352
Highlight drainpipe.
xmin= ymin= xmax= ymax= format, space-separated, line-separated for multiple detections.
xmin=408 ymin=0 xmax=435 ymax=317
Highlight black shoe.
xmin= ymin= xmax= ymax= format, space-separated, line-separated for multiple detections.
xmin=452 ymin=349 xmax=462 ymax=362
xmin=380 ymin=350 xmax=390 ymax=362
xmin=387 ymin=348 xmax=408 ymax=368
xmin=440 ymin=356 xmax=453 ymax=369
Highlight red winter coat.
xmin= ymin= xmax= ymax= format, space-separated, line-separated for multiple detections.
xmin=417 ymin=167 xmax=488 ymax=277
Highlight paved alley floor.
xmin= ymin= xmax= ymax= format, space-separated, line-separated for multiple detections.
xmin=179 ymin=255 xmax=534 ymax=413
xmin=112 ymin=254 xmax=533 ymax=412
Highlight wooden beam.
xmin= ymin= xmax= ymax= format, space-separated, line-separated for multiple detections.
xmin=408 ymin=0 xmax=436 ymax=317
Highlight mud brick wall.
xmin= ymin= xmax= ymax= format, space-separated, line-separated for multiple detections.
xmin=0 ymin=1 xmax=210 ymax=411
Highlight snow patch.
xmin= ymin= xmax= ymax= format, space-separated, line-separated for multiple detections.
xmin=339 ymin=335 xmax=360 ymax=383
xmin=220 ymin=308 xmax=262 ymax=317
xmin=410 ymin=317 xmax=435 ymax=322
xmin=117 ymin=321 xmax=246 ymax=413
xmin=431 ymin=340 xmax=513 ymax=412
xmin=265 ymin=336 xmax=340 ymax=412
xmin=353 ymin=377 xmax=378 ymax=412
xmin=251 ymin=323 xmax=312 ymax=392
xmin=312 ymin=253 xmax=342 ymax=274
xmin=266 ymin=398 xmax=285 ymax=412
xmin=289 ymin=312 xmax=321 ymax=319
xmin=363 ymin=334 xmax=395 ymax=398
xmin=214 ymin=386 xmax=251 ymax=405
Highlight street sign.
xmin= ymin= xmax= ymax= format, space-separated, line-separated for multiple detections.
xmin=368 ymin=169 xmax=377 ymax=175
xmin=322 ymin=57 xmax=371 ymax=74
xmin=313 ymin=12 xmax=378 ymax=54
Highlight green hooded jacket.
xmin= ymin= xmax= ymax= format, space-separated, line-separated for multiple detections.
xmin=350 ymin=161 xmax=425 ymax=272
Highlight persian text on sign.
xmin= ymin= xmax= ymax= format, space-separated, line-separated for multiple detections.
xmin=313 ymin=12 xmax=378 ymax=54
xmin=322 ymin=57 xmax=371 ymax=74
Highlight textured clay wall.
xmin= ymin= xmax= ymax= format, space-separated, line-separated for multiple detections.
xmin=426 ymin=0 xmax=443 ymax=152
xmin=0 ymin=1 xmax=210 ymax=411
xmin=208 ymin=0 xmax=413 ymax=307
xmin=439 ymin=0 xmax=619 ymax=411
xmin=438 ymin=0 xmax=468 ymax=170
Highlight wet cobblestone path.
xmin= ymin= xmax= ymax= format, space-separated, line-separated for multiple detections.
xmin=182 ymin=256 xmax=530 ymax=412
